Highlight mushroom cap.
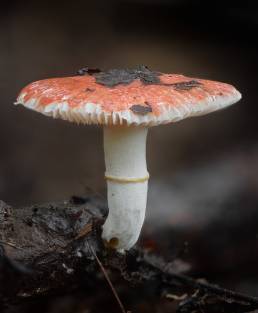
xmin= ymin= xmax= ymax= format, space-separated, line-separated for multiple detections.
xmin=16 ymin=67 xmax=241 ymax=126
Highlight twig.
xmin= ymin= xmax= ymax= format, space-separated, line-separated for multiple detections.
xmin=0 ymin=240 xmax=23 ymax=250
xmin=89 ymin=245 xmax=129 ymax=313
xmin=165 ymin=269 xmax=258 ymax=306
xmin=166 ymin=293 xmax=188 ymax=301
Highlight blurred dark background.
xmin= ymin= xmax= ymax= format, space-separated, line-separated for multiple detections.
xmin=0 ymin=0 xmax=257 ymax=205
xmin=1 ymin=0 xmax=258 ymax=310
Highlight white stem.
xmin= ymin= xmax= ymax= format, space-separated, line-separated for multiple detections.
xmin=102 ymin=126 xmax=149 ymax=252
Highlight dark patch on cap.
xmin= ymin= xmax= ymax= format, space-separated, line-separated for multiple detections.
xmin=85 ymin=88 xmax=95 ymax=92
xmin=77 ymin=65 xmax=161 ymax=87
xmin=130 ymin=104 xmax=153 ymax=115
xmin=170 ymin=80 xmax=202 ymax=91
xmin=95 ymin=65 xmax=161 ymax=87
xmin=77 ymin=67 xmax=101 ymax=76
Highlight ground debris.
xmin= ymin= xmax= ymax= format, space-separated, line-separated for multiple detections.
xmin=0 ymin=196 xmax=257 ymax=313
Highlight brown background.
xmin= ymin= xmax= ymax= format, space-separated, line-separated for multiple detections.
xmin=0 ymin=0 xmax=258 ymax=304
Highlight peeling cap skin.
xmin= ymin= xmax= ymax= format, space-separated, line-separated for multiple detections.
xmin=16 ymin=66 xmax=241 ymax=126
xmin=16 ymin=66 xmax=242 ymax=252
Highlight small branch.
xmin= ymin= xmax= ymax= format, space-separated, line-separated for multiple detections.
xmin=107 ymin=249 xmax=258 ymax=313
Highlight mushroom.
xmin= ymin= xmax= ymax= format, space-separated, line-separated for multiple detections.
xmin=16 ymin=66 xmax=241 ymax=252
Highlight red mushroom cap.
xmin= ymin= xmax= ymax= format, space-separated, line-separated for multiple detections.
xmin=16 ymin=67 xmax=241 ymax=126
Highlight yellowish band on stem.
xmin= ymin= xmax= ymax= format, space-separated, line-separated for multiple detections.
xmin=105 ymin=173 xmax=149 ymax=183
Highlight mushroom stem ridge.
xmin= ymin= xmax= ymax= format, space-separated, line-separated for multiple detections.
xmin=105 ymin=173 xmax=149 ymax=183
xmin=102 ymin=126 xmax=149 ymax=252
